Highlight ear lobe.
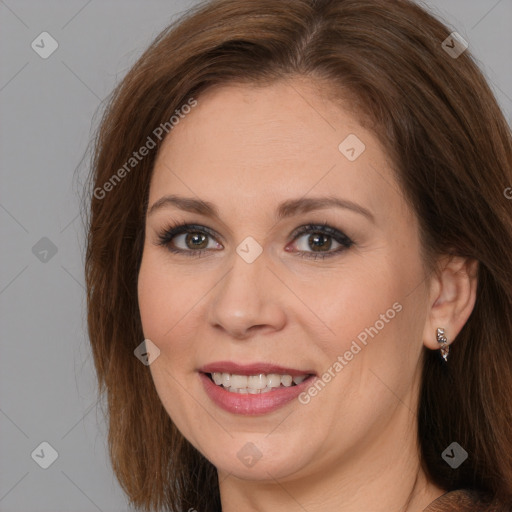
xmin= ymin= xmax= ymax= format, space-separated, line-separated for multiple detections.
xmin=422 ymin=255 xmax=478 ymax=351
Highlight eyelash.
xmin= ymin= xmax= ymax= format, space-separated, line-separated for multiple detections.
xmin=155 ymin=221 xmax=354 ymax=260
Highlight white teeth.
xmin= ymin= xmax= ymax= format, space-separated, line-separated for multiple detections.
xmin=267 ymin=374 xmax=282 ymax=388
xmin=247 ymin=374 xmax=267 ymax=389
xmin=230 ymin=374 xmax=248 ymax=389
xmin=281 ymin=375 xmax=293 ymax=387
xmin=221 ymin=373 xmax=231 ymax=388
xmin=209 ymin=372 xmax=310 ymax=393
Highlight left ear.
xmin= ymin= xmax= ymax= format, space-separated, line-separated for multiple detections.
xmin=422 ymin=255 xmax=479 ymax=350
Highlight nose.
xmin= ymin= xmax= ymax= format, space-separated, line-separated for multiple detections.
xmin=207 ymin=248 xmax=287 ymax=340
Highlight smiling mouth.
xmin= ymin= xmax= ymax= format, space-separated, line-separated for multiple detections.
xmin=205 ymin=371 xmax=315 ymax=394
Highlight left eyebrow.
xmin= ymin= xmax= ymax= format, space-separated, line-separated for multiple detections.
xmin=147 ymin=194 xmax=375 ymax=223
xmin=275 ymin=196 xmax=374 ymax=223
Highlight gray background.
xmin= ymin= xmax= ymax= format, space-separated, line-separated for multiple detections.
xmin=0 ymin=1 xmax=510 ymax=511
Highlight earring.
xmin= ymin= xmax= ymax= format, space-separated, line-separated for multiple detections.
xmin=436 ymin=327 xmax=449 ymax=362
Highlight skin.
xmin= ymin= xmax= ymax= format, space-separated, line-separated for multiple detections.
xmin=137 ymin=77 xmax=478 ymax=512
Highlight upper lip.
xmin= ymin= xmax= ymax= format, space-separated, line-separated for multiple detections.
xmin=199 ymin=361 xmax=316 ymax=377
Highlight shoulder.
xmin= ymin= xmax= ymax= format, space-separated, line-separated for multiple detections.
xmin=423 ymin=489 xmax=512 ymax=512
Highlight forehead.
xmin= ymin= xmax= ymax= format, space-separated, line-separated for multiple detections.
xmin=149 ymin=80 xmax=401 ymax=222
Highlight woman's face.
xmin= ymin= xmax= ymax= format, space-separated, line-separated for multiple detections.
xmin=137 ymin=78 xmax=431 ymax=482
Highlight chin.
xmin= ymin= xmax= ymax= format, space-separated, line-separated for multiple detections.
xmin=201 ymin=433 xmax=314 ymax=482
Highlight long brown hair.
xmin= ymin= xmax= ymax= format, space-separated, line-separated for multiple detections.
xmin=83 ymin=0 xmax=512 ymax=510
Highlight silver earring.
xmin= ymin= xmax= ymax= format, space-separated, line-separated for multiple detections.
xmin=436 ymin=327 xmax=449 ymax=362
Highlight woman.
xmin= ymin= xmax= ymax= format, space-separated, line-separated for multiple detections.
xmin=84 ymin=0 xmax=512 ymax=510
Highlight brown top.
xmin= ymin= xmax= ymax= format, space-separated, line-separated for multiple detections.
xmin=423 ymin=489 xmax=508 ymax=512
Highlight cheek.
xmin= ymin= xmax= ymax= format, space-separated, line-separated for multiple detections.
xmin=138 ymin=247 xmax=193 ymax=336
xmin=307 ymin=261 xmax=399 ymax=353
xmin=310 ymin=251 xmax=424 ymax=371
xmin=137 ymin=250 xmax=190 ymax=356
xmin=137 ymin=253 xmax=166 ymax=341
xmin=137 ymin=247 xmax=219 ymax=379
xmin=137 ymin=252 xmax=202 ymax=427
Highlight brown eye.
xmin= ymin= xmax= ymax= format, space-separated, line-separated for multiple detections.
xmin=183 ymin=232 xmax=209 ymax=250
xmin=300 ymin=232 xmax=334 ymax=252
xmin=156 ymin=223 xmax=222 ymax=257
xmin=156 ymin=222 xmax=353 ymax=260
xmin=289 ymin=223 xmax=353 ymax=260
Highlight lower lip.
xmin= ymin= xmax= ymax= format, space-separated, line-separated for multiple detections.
xmin=199 ymin=372 xmax=316 ymax=415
